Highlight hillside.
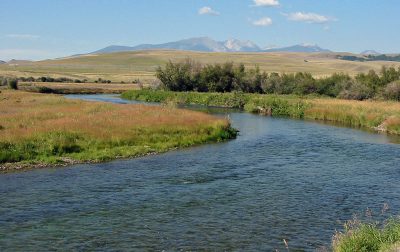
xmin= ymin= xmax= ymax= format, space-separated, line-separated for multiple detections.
xmin=1 ymin=50 xmax=400 ymax=83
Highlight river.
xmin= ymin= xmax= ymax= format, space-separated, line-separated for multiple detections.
xmin=1 ymin=94 xmax=399 ymax=251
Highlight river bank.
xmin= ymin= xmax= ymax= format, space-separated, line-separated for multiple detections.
xmin=0 ymin=90 xmax=236 ymax=172
xmin=122 ymin=90 xmax=400 ymax=135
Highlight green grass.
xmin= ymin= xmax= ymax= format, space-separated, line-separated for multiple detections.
xmin=122 ymin=90 xmax=400 ymax=135
xmin=333 ymin=217 xmax=400 ymax=252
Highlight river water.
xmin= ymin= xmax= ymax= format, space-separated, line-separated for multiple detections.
xmin=1 ymin=94 xmax=400 ymax=251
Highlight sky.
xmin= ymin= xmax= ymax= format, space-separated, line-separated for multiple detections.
xmin=0 ymin=0 xmax=399 ymax=60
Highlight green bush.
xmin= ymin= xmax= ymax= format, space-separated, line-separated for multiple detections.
xmin=7 ymin=78 xmax=18 ymax=90
xmin=37 ymin=86 xmax=56 ymax=93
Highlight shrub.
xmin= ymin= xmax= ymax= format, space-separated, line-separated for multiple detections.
xmin=338 ymin=80 xmax=373 ymax=100
xmin=383 ymin=81 xmax=400 ymax=101
xmin=7 ymin=78 xmax=18 ymax=90
xmin=37 ymin=86 xmax=56 ymax=93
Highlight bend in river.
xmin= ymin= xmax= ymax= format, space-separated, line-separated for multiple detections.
xmin=1 ymin=94 xmax=399 ymax=251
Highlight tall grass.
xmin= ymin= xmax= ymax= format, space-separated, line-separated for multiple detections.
xmin=0 ymin=90 xmax=236 ymax=170
xmin=333 ymin=215 xmax=400 ymax=252
xmin=122 ymin=90 xmax=400 ymax=134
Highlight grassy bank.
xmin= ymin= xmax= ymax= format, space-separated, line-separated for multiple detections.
xmin=0 ymin=90 xmax=236 ymax=172
xmin=333 ymin=217 xmax=400 ymax=252
xmin=122 ymin=90 xmax=400 ymax=135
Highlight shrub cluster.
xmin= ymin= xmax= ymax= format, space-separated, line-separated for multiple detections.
xmin=17 ymin=76 xmax=88 ymax=83
xmin=156 ymin=60 xmax=400 ymax=101
xmin=94 ymin=78 xmax=112 ymax=83
xmin=338 ymin=54 xmax=400 ymax=62
xmin=0 ymin=77 xmax=18 ymax=90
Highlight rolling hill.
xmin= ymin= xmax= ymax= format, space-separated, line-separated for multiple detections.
xmin=1 ymin=50 xmax=400 ymax=83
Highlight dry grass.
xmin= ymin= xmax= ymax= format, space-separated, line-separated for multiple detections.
xmin=1 ymin=50 xmax=400 ymax=82
xmin=305 ymin=99 xmax=400 ymax=133
xmin=0 ymin=90 xmax=234 ymax=170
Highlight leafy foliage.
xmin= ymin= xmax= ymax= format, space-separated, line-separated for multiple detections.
xmin=156 ymin=60 xmax=400 ymax=101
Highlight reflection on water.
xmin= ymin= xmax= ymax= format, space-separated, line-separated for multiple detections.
xmin=0 ymin=94 xmax=399 ymax=251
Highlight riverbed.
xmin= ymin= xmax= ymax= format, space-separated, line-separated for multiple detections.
xmin=1 ymin=94 xmax=399 ymax=251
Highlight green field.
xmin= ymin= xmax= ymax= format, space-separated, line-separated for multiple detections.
xmin=2 ymin=50 xmax=400 ymax=83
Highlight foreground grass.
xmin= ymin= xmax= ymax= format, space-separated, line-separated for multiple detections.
xmin=122 ymin=90 xmax=400 ymax=135
xmin=333 ymin=217 xmax=400 ymax=252
xmin=0 ymin=90 xmax=236 ymax=171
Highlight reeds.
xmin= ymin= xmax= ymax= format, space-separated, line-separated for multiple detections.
xmin=123 ymin=90 xmax=400 ymax=135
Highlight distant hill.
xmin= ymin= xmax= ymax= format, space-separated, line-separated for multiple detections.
xmin=0 ymin=60 xmax=6 ymax=64
xmin=264 ymin=44 xmax=331 ymax=53
xmin=361 ymin=50 xmax=381 ymax=55
xmin=92 ymin=37 xmax=262 ymax=54
xmin=7 ymin=59 xmax=33 ymax=65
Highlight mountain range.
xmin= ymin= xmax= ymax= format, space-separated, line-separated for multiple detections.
xmin=90 ymin=37 xmax=331 ymax=54
xmin=360 ymin=50 xmax=381 ymax=55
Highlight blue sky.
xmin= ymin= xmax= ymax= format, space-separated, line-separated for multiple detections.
xmin=0 ymin=0 xmax=399 ymax=60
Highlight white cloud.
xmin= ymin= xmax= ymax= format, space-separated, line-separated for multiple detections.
xmin=5 ymin=34 xmax=40 ymax=40
xmin=253 ymin=0 xmax=279 ymax=7
xmin=198 ymin=6 xmax=220 ymax=16
xmin=252 ymin=17 xmax=273 ymax=26
xmin=286 ymin=12 xmax=335 ymax=24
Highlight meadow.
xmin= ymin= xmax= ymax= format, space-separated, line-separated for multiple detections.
xmin=2 ymin=50 xmax=400 ymax=83
xmin=122 ymin=90 xmax=400 ymax=135
xmin=0 ymin=90 xmax=236 ymax=171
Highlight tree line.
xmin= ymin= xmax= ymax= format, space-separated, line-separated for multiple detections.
xmin=156 ymin=59 xmax=400 ymax=101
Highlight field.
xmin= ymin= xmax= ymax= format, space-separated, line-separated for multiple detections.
xmin=2 ymin=50 xmax=400 ymax=83
xmin=122 ymin=90 xmax=400 ymax=135
xmin=0 ymin=90 xmax=236 ymax=172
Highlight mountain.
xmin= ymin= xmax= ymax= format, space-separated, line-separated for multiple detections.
xmin=361 ymin=50 xmax=380 ymax=55
xmin=0 ymin=60 xmax=6 ymax=64
xmin=6 ymin=59 xmax=33 ymax=65
xmin=89 ymin=38 xmax=334 ymax=55
xmin=223 ymin=39 xmax=261 ymax=52
xmin=264 ymin=44 xmax=331 ymax=53
xmin=91 ymin=37 xmax=261 ymax=54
